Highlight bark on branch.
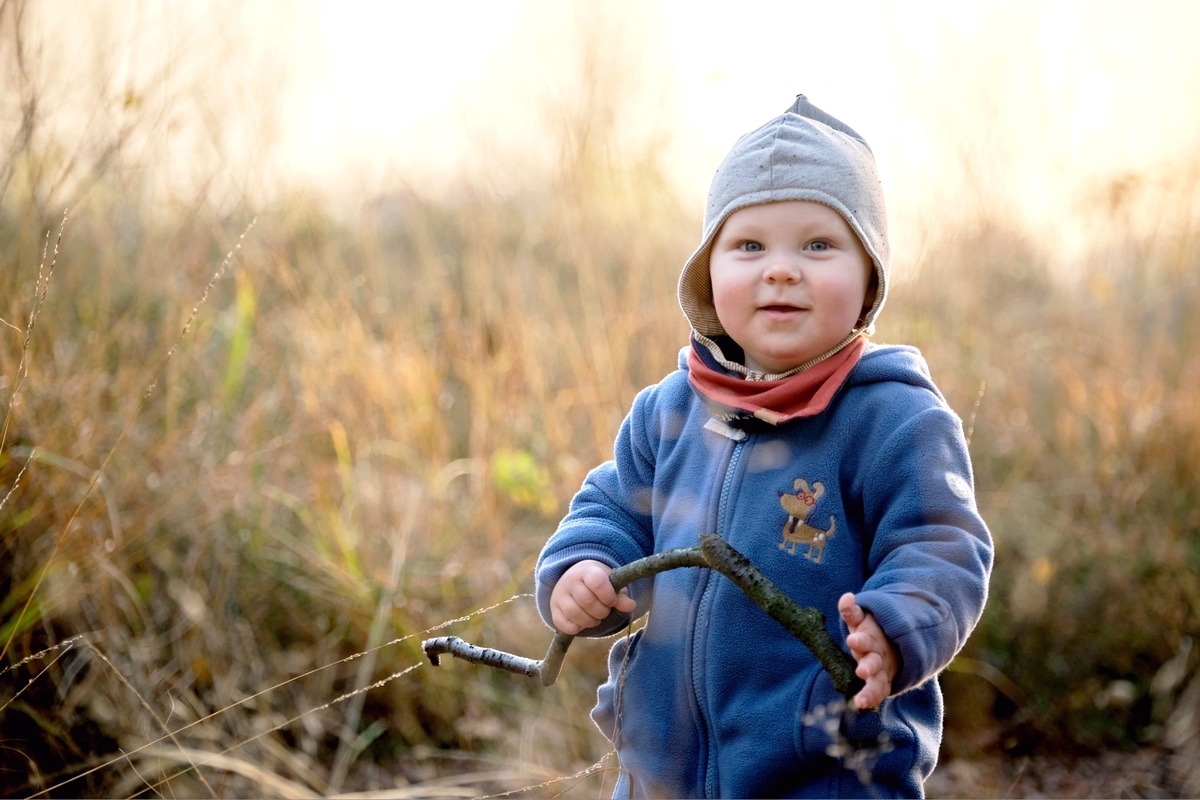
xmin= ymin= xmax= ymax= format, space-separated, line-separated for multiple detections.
xmin=422 ymin=533 xmax=864 ymax=698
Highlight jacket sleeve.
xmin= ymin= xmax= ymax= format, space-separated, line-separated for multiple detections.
xmin=534 ymin=385 xmax=662 ymax=637
xmin=852 ymin=402 xmax=994 ymax=694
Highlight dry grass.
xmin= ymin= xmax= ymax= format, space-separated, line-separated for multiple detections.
xmin=0 ymin=107 xmax=692 ymax=795
xmin=3 ymin=3 xmax=1200 ymax=798
xmin=5 ymin=155 xmax=1199 ymax=797
xmin=887 ymin=181 xmax=1200 ymax=764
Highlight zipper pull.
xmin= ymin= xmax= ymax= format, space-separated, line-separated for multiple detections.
xmin=703 ymin=417 xmax=748 ymax=442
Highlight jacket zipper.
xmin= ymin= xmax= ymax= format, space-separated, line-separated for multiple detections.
xmin=696 ymin=433 xmax=746 ymax=798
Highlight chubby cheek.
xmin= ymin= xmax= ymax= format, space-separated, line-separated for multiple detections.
xmin=709 ymin=272 xmax=746 ymax=320
xmin=837 ymin=284 xmax=870 ymax=326
xmin=823 ymin=268 xmax=873 ymax=326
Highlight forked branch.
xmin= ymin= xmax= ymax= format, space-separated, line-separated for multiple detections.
xmin=423 ymin=534 xmax=865 ymax=699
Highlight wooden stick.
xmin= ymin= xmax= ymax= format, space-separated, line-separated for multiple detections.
xmin=422 ymin=534 xmax=864 ymax=698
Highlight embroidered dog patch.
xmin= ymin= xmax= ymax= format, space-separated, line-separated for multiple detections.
xmin=778 ymin=479 xmax=837 ymax=563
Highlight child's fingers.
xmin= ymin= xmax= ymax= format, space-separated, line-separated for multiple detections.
xmin=614 ymin=588 xmax=637 ymax=613
xmin=837 ymin=592 xmax=863 ymax=628
xmin=579 ymin=563 xmax=622 ymax=603
xmin=850 ymin=650 xmax=891 ymax=710
xmin=836 ymin=593 xmax=900 ymax=711
xmin=579 ymin=565 xmax=637 ymax=613
xmin=854 ymin=673 xmax=890 ymax=710
xmin=550 ymin=603 xmax=586 ymax=635
xmin=846 ymin=628 xmax=885 ymax=658
xmin=554 ymin=593 xmax=606 ymax=634
xmin=550 ymin=561 xmax=638 ymax=634
xmin=853 ymin=650 xmax=884 ymax=680
xmin=569 ymin=580 xmax=614 ymax=620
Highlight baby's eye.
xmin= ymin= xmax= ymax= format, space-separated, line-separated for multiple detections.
xmin=739 ymin=240 xmax=764 ymax=252
xmin=808 ymin=240 xmax=831 ymax=252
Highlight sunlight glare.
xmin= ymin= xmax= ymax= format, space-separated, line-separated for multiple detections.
xmin=270 ymin=0 xmax=1200 ymax=270
xmin=277 ymin=0 xmax=524 ymax=190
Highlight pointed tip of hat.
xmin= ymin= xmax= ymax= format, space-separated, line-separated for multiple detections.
xmin=785 ymin=94 xmax=868 ymax=148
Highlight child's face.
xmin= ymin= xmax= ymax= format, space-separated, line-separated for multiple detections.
xmin=709 ymin=200 xmax=873 ymax=374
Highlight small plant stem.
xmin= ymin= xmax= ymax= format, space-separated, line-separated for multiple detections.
xmin=423 ymin=534 xmax=865 ymax=699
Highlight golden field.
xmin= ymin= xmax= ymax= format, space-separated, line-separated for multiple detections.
xmin=3 ymin=2 xmax=1200 ymax=796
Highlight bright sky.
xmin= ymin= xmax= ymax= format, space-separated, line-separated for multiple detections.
xmin=262 ymin=0 xmax=1200 ymax=259
xmin=19 ymin=0 xmax=1200 ymax=265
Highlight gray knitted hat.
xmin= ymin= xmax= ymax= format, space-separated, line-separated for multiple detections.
xmin=679 ymin=95 xmax=889 ymax=342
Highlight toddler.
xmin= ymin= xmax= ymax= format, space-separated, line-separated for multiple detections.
xmin=535 ymin=95 xmax=993 ymax=798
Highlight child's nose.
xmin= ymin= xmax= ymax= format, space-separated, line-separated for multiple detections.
xmin=763 ymin=255 xmax=802 ymax=283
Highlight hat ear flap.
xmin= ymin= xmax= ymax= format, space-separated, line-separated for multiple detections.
xmin=858 ymin=271 xmax=880 ymax=329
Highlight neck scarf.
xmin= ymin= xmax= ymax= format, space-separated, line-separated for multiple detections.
xmin=687 ymin=335 xmax=867 ymax=425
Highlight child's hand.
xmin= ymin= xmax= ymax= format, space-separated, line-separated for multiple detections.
xmin=838 ymin=592 xmax=899 ymax=711
xmin=549 ymin=560 xmax=637 ymax=635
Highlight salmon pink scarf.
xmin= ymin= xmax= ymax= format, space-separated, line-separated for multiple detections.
xmin=687 ymin=335 xmax=867 ymax=425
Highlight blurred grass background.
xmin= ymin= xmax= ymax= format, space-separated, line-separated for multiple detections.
xmin=3 ymin=0 xmax=1200 ymax=797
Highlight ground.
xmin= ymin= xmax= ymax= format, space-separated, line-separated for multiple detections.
xmin=927 ymin=749 xmax=1179 ymax=799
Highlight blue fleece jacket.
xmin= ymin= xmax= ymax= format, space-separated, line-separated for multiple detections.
xmin=535 ymin=343 xmax=993 ymax=798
